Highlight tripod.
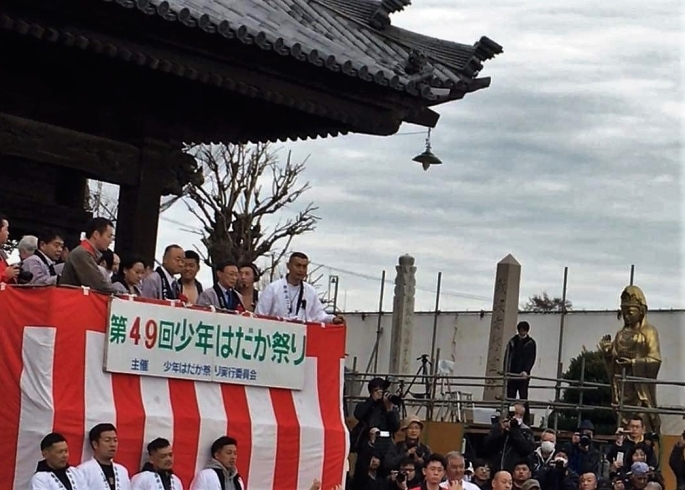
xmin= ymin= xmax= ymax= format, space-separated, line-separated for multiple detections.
xmin=396 ymin=354 xmax=432 ymax=419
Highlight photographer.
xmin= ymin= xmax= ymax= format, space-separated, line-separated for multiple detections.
xmin=352 ymin=378 xmax=401 ymax=455
xmin=567 ymin=420 xmax=601 ymax=477
xmin=534 ymin=449 xmax=579 ymax=490
xmin=385 ymin=416 xmax=432 ymax=473
xmin=388 ymin=457 xmax=421 ymax=490
xmin=484 ymin=403 xmax=535 ymax=472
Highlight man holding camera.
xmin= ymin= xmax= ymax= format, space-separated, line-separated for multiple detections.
xmin=385 ymin=416 xmax=432 ymax=474
xmin=388 ymin=457 xmax=422 ymax=490
xmin=534 ymin=449 xmax=579 ymax=490
xmin=566 ymin=420 xmax=601 ymax=477
xmin=352 ymin=377 xmax=401 ymax=488
xmin=484 ymin=403 xmax=535 ymax=473
xmin=353 ymin=378 xmax=401 ymax=453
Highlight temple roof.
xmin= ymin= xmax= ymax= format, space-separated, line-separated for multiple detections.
xmin=0 ymin=0 xmax=503 ymax=143
xmin=124 ymin=0 xmax=503 ymax=101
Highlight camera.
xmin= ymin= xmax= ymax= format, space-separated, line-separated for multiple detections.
xmin=553 ymin=458 xmax=567 ymax=471
xmin=17 ymin=269 xmax=33 ymax=285
xmin=396 ymin=472 xmax=406 ymax=484
xmin=580 ymin=433 xmax=592 ymax=447
xmin=384 ymin=391 xmax=403 ymax=406
xmin=379 ymin=378 xmax=403 ymax=406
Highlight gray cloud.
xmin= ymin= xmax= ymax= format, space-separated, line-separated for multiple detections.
xmin=159 ymin=0 xmax=682 ymax=312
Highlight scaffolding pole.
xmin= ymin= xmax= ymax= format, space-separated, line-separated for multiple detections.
xmin=429 ymin=272 xmax=442 ymax=376
xmin=553 ymin=266 xmax=569 ymax=432
xmin=367 ymin=270 xmax=386 ymax=374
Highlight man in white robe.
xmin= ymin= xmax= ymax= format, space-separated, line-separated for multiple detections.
xmin=190 ymin=436 xmax=245 ymax=490
xmin=256 ymin=252 xmax=345 ymax=324
xmin=132 ymin=438 xmax=183 ymax=490
xmin=31 ymin=432 xmax=88 ymax=490
xmin=78 ymin=423 xmax=132 ymax=490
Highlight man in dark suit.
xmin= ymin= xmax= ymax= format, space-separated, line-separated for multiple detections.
xmin=504 ymin=321 xmax=537 ymax=401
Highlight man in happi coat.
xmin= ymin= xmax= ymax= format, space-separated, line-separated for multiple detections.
xmin=78 ymin=423 xmax=132 ymax=490
xmin=140 ymin=244 xmax=185 ymax=300
xmin=190 ymin=436 xmax=245 ymax=490
xmin=132 ymin=438 xmax=183 ymax=490
xmin=256 ymin=252 xmax=344 ymax=324
xmin=31 ymin=433 xmax=88 ymax=490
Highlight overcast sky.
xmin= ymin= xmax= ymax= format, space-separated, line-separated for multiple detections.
xmin=152 ymin=0 xmax=683 ymax=312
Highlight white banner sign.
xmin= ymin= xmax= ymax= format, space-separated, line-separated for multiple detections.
xmin=104 ymin=297 xmax=306 ymax=390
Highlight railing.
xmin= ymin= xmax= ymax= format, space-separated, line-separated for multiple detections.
xmin=343 ymin=357 xmax=685 ymax=428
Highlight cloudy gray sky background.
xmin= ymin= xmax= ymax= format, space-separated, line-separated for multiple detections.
xmin=153 ymin=0 xmax=683 ymax=312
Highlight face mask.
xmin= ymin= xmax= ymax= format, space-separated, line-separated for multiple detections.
xmin=541 ymin=441 xmax=555 ymax=454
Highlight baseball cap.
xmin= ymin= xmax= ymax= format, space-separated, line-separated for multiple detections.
xmin=522 ymin=479 xmax=541 ymax=490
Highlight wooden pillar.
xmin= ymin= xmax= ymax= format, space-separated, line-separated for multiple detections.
xmin=115 ymin=160 xmax=162 ymax=265
xmin=115 ymin=140 xmax=197 ymax=265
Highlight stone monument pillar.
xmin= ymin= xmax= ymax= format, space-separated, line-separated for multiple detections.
xmin=389 ymin=254 xmax=416 ymax=375
xmin=483 ymin=254 xmax=521 ymax=401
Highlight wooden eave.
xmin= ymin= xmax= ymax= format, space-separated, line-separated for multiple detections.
xmin=0 ymin=0 xmax=457 ymax=143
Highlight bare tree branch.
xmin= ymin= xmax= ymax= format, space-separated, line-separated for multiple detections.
xmin=85 ymin=181 xmax=119 ymax=222
xmin=88 ymin=180 xmax=184 ymax=221
xmin=177 ymin=143 xmax=319 ymax=268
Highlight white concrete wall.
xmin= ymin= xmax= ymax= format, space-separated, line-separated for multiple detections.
xmin=344 ymin=310 xmax=685 ymax=434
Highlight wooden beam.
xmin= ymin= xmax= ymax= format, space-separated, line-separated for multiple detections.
xmin=0 ymin=193 xmax=91 ymax=233
xmin=404 ymin=107 xmax=440 ymax=127
xmin=0 ymin=113 xmax=142 ymax=186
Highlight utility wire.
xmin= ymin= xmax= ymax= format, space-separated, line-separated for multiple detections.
xmin=160 ymin=217 xmax=490 ymax=302
xmin=311 ymin=262 xmax=490 ymax=302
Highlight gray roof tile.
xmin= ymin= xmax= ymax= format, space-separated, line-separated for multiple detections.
xmin=117 ymin=0 xmax=502 ymax=99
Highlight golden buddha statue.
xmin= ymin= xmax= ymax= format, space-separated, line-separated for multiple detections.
xmin=598 ymin=285 xmax=661 ymax=433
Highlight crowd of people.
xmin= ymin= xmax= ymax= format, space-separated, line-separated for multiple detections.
xmin=0 ymin=215 xmax=345 ymax=324
xmin=349 ymin=377 xmax=685 ymax=490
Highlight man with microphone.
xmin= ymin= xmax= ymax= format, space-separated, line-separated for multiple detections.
xmin=256 ymin=252 xmax=344 ymax=324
